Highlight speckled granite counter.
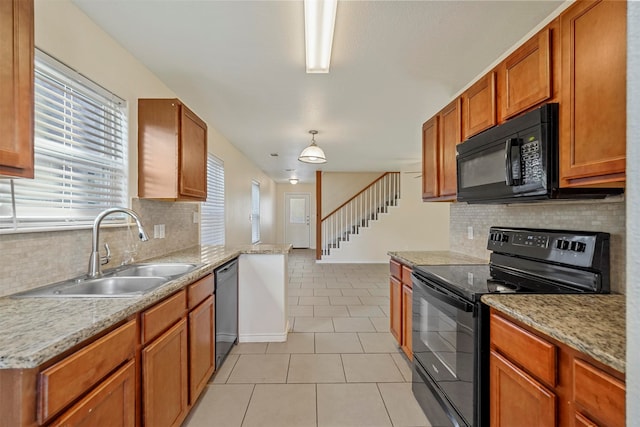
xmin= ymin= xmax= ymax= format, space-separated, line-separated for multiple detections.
xmin=387 ymin=250 xmax=487 ymax=267
xmin=0 ymin=244 xmax=292 ymax=369
xmin=482 ymin=294 xmax=625 ymax=373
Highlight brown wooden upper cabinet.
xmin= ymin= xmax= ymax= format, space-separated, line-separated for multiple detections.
xmin=0 ymin=0 xmax=34 ymax=179
xmin=138 ymin=99 xmax=208 ymax=201
xmin=422 ymin=99 xmax=461 ymax=201
xmin=462 ymin=72 xmax=496 ymax=140
xmin=498 ymin=28 xmax=552 ymax=121
xmin=559 ymin=0 xmax=626 ymax=187
xmin=421 ymin=116 xmax=439 ymax=200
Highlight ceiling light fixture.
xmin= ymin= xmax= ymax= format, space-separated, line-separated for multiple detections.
xmin=298 ymin=130 xmax=327 ymax=164
xmin=289 ymin=178 xmax=299 ymax=185
xmin=304 ymin=0 xmax=338 ymax=73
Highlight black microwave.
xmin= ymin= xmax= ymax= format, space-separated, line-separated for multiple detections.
xmin=456 ymin=103 xmax=622 ymax=203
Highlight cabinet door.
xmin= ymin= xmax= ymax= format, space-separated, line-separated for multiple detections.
xmin=462 ymin=72 xmax=496 ymax=140
xmin=389 ymin=276 xmax=402 ymax=343
xmin=189 ymin=295 xmax=215 ymax=404
xmin=0 ymin=0 xmax=34 ymax=178
xmin=438 ymin=99 xmax=461 ymax=199
xmin=51 ymin=361 xmax=135 ymax=427
xmin=499 ymin=28 xmax=551 ymax=120
xmin=490 ymin=350 xmax=556 ymax=427
xmin=143 ymin=318 xmax=189 ymax=427
xmin=421 ymin=116 xmax=439 ymax=200
xmin=179 ymin=105 xmax=207 ymax=200
xmin=401 ymin=284 xmax=412 ymax=360
xmin=559 ymin=0 xmax=626 ymax=186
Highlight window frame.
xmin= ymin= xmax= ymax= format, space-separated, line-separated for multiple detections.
xmin=0 ymin=49 xmax=129 ymax=233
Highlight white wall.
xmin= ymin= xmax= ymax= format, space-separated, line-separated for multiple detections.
xmin=320 ymin=170 xmax=450 ymax=263
xmin=35 ymin=0 xmax=277 ymax=248
xmin=321 ymin=172 xmax=384 ymax=217
xmin=208 ymin=126 xmax=276 ymax=246
xmin=626 ymin=2 xmax=639 ymax=422
xmin=276 ymin=183 xmax=317 ymax=249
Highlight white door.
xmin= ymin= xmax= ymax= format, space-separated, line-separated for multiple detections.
xmin=285 ymin=193 xmax=310 ymax=248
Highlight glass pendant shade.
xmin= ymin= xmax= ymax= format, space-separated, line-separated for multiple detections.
xmin=298 ymin=130 xmax=327 ymax=164
xmin=298 ymin=142 xmax=327 ymax=164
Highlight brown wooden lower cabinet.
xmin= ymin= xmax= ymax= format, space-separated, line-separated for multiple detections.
xmin=490 ymin=350 xmax=556 ymax=427
xmin=389 ymin=259 xmax=412 ymax=359
xmin=51 ymin=360 xmax=136 ymax=427
xmin=389 ymin=275 xmax=402 ymax=343
xmin=142 ymin=318 xmax=189 ymax=427
xmin=490 ymin=309 xmax=625 ymax=427
xmin=0 ymin=274 xmax=221 ymax=427
xmin=188 ymin=295 xmax=215 ymax=404
xmin=401 ymin=284 xmax=412 ymax=361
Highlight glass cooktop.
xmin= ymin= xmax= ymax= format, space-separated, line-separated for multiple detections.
xmin=412 ymin=264 xmax=520 ymax=302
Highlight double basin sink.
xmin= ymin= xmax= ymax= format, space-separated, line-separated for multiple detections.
xmin=13 ymin=263 xmax=201 ymax=298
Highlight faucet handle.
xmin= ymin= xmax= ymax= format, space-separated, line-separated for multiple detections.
xmin=101 ymin=243 xmax=112 ymax=265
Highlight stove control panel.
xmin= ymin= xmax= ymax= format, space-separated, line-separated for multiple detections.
xmin=487 ymin=226 xmax=610 ymax=270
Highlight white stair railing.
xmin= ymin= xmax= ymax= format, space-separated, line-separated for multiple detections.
xmin=320 ymin=172 xmax=400 ymax=257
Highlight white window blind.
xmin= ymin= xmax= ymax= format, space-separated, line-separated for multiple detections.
xmin=201 ymin=154 xmax=224 ymax=245
xmin=0 ymin=49 xmax=128 ymax=232
xmin=251 ymin=180 xmax=260 ymax=244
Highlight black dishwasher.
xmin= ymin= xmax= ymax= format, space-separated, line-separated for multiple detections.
xmin=214 ymin=259 xmax=238 ymax=369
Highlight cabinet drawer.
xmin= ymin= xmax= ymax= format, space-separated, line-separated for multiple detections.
xmin=490 ymin=313 xmax=556 ymax=387
xmin=573 ymin=358 xmax=625 ymax=427
xmin=38 ymin=319 xmax=136 ymax=423
xmin=401 ymin=265 xmax=412 ymax=288
xmin=390 ymin=260 xmax=401 ymax=280
xmin=50 ymin=360 xmax=136 ymax=427
xmin=142 ymin=290 xmax=187 ymax=344
xmin=188 ymin=274 xmax=214 ymax=309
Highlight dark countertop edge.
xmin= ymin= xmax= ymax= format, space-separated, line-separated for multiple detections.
xmin=482 ymin=294 xmax=625 ymax=374
xmin=0 ymin=244 xmax=292 ymax=369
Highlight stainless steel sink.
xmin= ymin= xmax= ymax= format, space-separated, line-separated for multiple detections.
xmin=110 ymin=263 xmax=200 ymax=278
xmin=12 ymin=262 xmax=201 ymax=298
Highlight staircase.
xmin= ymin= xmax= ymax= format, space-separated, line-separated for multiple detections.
xmin=320 ymin=172 xmax=400 ymax=258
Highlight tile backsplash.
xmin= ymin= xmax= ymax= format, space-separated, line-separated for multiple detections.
xmin=0 ymin=199 xmax=199 ymax=297
xmin=449 ymin=198 xmax=626 ymax=294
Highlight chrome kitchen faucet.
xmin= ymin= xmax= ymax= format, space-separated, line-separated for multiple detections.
xmin=88 ymin=207 xmax=150 ymax=278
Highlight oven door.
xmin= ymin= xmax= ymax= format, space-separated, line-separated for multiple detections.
xmin=412 ymin=275 xmax=476 ymax=427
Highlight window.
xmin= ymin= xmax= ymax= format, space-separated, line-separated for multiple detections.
xmin=0 ymin=49 xmax=128 ymax=232
xmin=201 ymin=154 xmax=224 ymax=245
xmin=251 ymin=180 xmax=260 ymax=243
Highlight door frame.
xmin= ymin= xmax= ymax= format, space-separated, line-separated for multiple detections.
xmin=284 ymin=192 xmax=311 ymax=248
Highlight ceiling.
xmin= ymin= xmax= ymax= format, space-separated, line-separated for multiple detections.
xmin=73 ymin=0 xmax=564 ymax=184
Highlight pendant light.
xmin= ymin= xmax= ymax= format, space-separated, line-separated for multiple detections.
xmin=298 ymin=130 xmax=327 ymax=164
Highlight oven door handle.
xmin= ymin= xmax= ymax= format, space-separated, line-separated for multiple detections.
xmin=419 ymin=281 xmax=474 ymax=312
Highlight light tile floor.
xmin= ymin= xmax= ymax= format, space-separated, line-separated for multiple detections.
xmin=183 ymin=249 xmax=431 ymax=427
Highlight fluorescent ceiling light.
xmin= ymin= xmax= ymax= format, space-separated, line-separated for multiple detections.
xmin=304 ymin=0 xmax=338 ymax=73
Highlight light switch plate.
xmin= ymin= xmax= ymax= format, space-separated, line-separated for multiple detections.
xmin=154 ymin=224 xmax=166 ymax=239
xmin=193 ymin=212 xmax=199 ymax=224
xmin=467 ymin=226 xmax=474 ymax=240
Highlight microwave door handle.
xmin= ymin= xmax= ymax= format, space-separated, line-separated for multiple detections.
xmin=505 ymin=138 xmax=521 ymax=186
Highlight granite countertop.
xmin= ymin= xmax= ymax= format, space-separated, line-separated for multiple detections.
xmin=482 ymin=294 xmax=625 ymax=374
xmin=387 ymin=250 xmax=487 ymax=268
xmin=0 ymin=244 xmax=292 ymax=369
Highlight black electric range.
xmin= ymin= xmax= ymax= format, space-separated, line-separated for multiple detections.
xmin=411 ymin=227 xmax=611 ymax=427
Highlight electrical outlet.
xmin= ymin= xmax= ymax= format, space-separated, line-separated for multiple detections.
xmin=467 ymin=226 xmax=474 ymax=240
xmin=154 ymin=224 xmax=166 ymax=239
